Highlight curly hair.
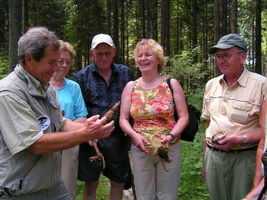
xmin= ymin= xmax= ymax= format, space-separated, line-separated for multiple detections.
xmin=133 ymin=39 xmax=166 ymax=73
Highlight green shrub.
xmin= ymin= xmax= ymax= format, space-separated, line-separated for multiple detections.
xmin=0 ymin=54 xmax=8 ymax=79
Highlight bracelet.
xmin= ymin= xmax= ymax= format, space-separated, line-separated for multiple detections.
xmin=168 ymin=133 xmax=175 ymax=140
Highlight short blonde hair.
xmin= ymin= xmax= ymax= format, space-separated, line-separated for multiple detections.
xmin=58 ymin=40 xmax=76 ymax=60
xmin=133 ymin=39 xmax=166 ymax=73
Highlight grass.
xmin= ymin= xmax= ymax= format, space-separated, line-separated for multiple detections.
xmin=75 ymin=88 xmax=209 ymax=200
xmin=76 ymin=175 xmax=110 ymax=200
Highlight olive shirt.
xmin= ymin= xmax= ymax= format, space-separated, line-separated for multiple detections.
xmin=0 ymin=65 xmax=66 ymax=197
xmin=202 ymin=68 xmax=267 ymax=149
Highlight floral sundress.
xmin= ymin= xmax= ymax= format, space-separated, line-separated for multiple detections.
xmin=130 ymin=79 xmax=178 ymax=143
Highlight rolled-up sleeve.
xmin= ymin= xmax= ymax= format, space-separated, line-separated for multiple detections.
xmin=0 ymin=92 xmax=43 ymax=155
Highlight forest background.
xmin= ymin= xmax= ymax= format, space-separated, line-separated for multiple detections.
xmin=0 ymin=0 xmax=267 ymax=199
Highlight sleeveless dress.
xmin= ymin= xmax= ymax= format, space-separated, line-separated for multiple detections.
xmin=130 ymin=79 xmax=177 ymax=142
xmin=129 ymin=78 xmax=181 ymax=200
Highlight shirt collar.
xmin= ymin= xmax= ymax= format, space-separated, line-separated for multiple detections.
xmin=92 ymin=63 xmax=119 ymax=75
xmin=15 ymin=64 xmax=48 ymax=97
xmin=219 ymin=67 xmax=247 ymax=88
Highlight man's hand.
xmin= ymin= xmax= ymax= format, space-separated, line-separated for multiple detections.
xmin=81 ymin=115 xmax=114 ymax=141
xmin=201 ymin=165 xmax=206 ymax=181
xmin=208 ymin=135 xmax=240 ymax=151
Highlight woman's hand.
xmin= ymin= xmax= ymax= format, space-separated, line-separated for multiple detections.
xmin=161 ymin=135 xmax=173 ymax=148
xmin=131 ymin=134 xmax=151 ymax=154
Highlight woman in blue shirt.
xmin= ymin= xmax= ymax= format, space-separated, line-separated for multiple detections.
xmin=50 ymin=40 xmax=88 ymax=200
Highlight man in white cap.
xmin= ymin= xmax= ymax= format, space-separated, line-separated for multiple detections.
xmin=201 ymin=33 xmax=267 ymax=200
xmin=74 ymin=34 xmax=135 ymax=200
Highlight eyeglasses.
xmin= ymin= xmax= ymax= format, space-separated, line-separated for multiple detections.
xmin=94 ymin=51 xmax=112 ymax=57
xmin=214 ymin=52 xmax=244 ymax=61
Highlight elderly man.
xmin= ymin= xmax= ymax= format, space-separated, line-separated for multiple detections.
xmin=74 ymin=34 xmax=135 ymax=200
xmin=0 ymin=27 xmax=114 ymax=200
xmin=201 ymin=33 xmax=267 ymax=200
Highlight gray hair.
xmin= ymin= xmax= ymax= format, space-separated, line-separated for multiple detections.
xmin=18 ymin=26 xmax=60 ymax=64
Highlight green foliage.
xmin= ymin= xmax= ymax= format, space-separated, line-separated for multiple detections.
xmin=27 ymin=0 xmax=68 ymax=38
xmin=178 ymin=88 xmax=209 ymax=200
xmin=0 ymin=53 xmax=8 ymax=79
xmin=162 ymin=48 xmax=210 ymax=94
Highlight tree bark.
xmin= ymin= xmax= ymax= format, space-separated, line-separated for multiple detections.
xmin=214 ymin=0 xmax=221 ymax=76
xmin=221 ymin=0 xmax=227 ymax=35
xmin=113 ymin=0 xmax=119 ymax=62
xmin=149 ymin=0 xmax=158 ymax=40
xmin=120 ymin=0 xmax=125 ymax=64
xmin=107 ymin=0 xmax=112 ymax=34
xmin=8 ymin=0 xmax=22 ymax=72
xmin=255 ymin=0 xmax=262 ymax=74
xmin=230 ymin=0 xmax=237 ymax=33
xmin=160 ymin=0 xmax=170 ymax=56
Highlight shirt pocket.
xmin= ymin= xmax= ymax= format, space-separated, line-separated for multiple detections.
xmin=230 ymin=101 xmax=253 ymax=124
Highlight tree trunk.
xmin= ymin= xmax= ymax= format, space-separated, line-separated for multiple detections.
xmin=255 ymin=0 xmax=262 ymax=74
xmin=192 ymin=0 xmax=198 ymax=49
xmin=203 ymin=0 xmax=209 ymax=83
xmin=107 ymin=0 xmax=112 ymax=34
xmin=120 ymin=0 xmax=125 ymax=64
xmin=141 ymin=0 xmax=145 ymax=38
xmin=192 ymin=0 xmax=198 ymax=63
xmin=230 ymin=0 xmax=237 ymax=33
xmin=214 ymin=0 xmax=221 ymax=76
xmin=8 ymin=0 xmax=22 ymax=72
xmin=113 ymin=0 xmax=119 ymax=62
xmin=149 ymin=0 xmax=158 ymax=40
xmin=221 ymin=0 xmax=227 ymax=35
xmin=160 ymin=0 xmax=170 ymax=56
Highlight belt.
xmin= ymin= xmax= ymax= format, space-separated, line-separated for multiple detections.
xmin=207 ymin=145 xmax=257 ymax=153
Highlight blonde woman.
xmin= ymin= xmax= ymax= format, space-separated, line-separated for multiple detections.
xmin=120 ymin=39 xmax=188 ymax=200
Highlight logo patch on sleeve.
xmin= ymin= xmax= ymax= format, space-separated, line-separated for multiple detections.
xmin=37 ymin=115 xmax=50 ymax=130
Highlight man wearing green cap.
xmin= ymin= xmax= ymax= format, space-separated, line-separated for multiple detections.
xmin=201 ymin=33 xmax=267 ymax=200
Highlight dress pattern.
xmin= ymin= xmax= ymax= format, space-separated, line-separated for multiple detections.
xmin=130 ymin=79 xmax=177 ymax=142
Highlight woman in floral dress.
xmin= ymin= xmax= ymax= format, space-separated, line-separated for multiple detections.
xmin=119 ymin=39 xmax=189 ymax=200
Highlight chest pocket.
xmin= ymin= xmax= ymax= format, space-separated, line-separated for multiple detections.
xmin=230 ymin=101 xmax=258 ymax=124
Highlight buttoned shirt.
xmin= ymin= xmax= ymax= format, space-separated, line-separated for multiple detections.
xmin=73 ymin=63 xmax=135 ymax=135
xmin=0 ymin=65 xmax=66 ymax=196
xmin=202 ymin=68 xmax=267 ymax=149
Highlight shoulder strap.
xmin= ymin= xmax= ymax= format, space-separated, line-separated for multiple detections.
xmin=167 ymin=78 xmax=173 ymax=94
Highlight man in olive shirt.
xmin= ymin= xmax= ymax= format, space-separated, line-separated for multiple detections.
xmin=0 ymin=27 xmax=114 ymax=200
xmin=201 ymin=33 xmax=267 ymax=200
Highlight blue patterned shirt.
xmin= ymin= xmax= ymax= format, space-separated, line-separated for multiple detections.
xmin=73 ymin=63 xmax=135 ymax=136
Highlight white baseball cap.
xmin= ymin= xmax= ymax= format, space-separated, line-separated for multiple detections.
xmin=91 ymin=34 xmax=115 ymax=49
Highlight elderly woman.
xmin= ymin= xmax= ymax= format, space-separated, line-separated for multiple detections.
xmin=50 ymin=40 xmax=88 ymax=200
xmin=119 ymin=39 xmax=189 ymax=200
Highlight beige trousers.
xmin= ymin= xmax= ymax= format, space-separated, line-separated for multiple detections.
xmin=61 ymin=145 xmax=79 ymax=200
xmin=131 ymin=142 xmax=181 ymax=200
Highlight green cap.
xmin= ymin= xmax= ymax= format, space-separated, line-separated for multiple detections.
xmin=209 ymin=33 xmax=247 ymax=54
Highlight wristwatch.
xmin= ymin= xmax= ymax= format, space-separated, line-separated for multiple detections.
xmin=240 ymin=134 xmax=247 ymax=146
xmin=168 ymin=133 xmax=175 ymax=140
